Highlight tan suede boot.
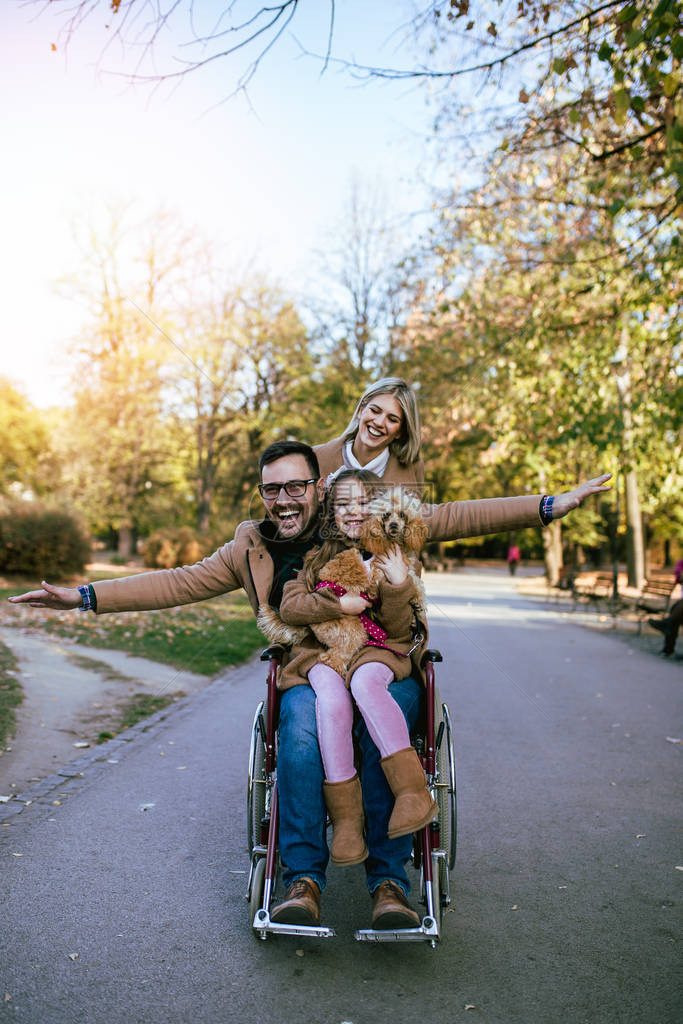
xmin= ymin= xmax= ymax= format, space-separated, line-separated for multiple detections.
xmin=323 ymin=774 xmax=368 ymax=866
xmin=381 ymin=747 xmax=438 ymax=839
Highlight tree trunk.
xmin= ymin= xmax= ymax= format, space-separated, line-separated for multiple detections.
xmin=615 ymin=325 xmax=646 ymax=590
xmin=196 ymin=419 xmax=215 ymax=534
xmin=197 ymin=489 xmax=211 ymax=534
xmin=624 ymin=469 xmax=645 ymax=589
xmin=118 ymin=524 xmax=135 ymax=559
xmin=542 ymin=520 xmax=563 ymax=586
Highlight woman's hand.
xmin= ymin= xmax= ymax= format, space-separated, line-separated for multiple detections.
xmin=8 ymin=581 xmax=83 ymax=610
xmin=375 ymin=545 xmax=409 ymax=585
xmin=339 ymin=593 xmax=371 ymax=615
xmin=552 ymin=474 xmax=612 ymax=519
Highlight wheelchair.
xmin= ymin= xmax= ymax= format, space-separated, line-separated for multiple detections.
xmin=245 ymin=645 xmax=457 ymax=948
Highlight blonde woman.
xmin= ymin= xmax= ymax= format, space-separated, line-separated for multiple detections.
xmin=314 ymin=378 xmax=424 ymax=492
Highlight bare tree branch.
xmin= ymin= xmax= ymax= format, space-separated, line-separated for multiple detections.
xmin=295 ymin=0 xmax=625 ymax=82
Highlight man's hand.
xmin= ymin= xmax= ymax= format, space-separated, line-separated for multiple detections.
xmin=8 ymin=581 xmax=83 ymax=610
xmin=339 ymin=593 xmax=371 ymax=615
xmin=552 ymin=474 xmax=612 ymax=519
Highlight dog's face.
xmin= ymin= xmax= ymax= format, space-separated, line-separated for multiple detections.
xmin=379 ymin=507 xmax=411 ymax=543
xmin=360 ymin=488 xmax=427 ymax=554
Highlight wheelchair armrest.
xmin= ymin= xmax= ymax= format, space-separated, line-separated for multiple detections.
xmin=260 ymin=645 xmax=288 ymax=663
xmin=421 ymin=649 xmax=443 ymax=665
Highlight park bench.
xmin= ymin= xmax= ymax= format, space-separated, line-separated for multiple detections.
xmin=636 ymin=576 xmax=677 ymax=633
xmin=572 ymin=571 xmax=619 ymax=611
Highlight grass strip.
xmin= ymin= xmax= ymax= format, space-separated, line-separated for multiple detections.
xmin=97 ymin=692 xmax=185 ymax=744
xmin=2 ymin=590 xmax=264 ymax=676
xmin=0 ymin=642 xmax=22 ymax=747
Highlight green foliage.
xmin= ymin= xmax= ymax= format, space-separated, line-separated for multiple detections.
xmin=0 ymin=380 xmax=60 ymax=499
xmin=0 ymin=503 xmax=90 ymax=578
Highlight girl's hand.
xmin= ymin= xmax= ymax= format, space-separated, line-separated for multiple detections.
xmin=8 ymin=581 xmax=83 ymax=610
xmin=339 ymin=593 xmax=371 ymax=614
xmin=375 ymin=545 xmax=409 ymax=585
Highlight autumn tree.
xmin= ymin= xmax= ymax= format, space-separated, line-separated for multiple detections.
xmin=61 ymin=205 xmax=193 ymax=555
xmin=0 ymin=380 xmax=58 ymax=500
xmin=402 ymin=119 xmax=681 ymax=582
xmin=167 ymin=275 xmax=314 ymax=533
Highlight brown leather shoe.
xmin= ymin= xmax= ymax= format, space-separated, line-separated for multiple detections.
xmin=270 ymin=877 xmax=321 ymax=926
xmin=371 ymin=880 xmax=420 ymax=929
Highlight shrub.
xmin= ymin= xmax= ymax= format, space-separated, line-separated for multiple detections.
xmin=142 ymin=526 xmax=205 ymax=569
xmin=0 ymin=502 xmax=91 ymax=577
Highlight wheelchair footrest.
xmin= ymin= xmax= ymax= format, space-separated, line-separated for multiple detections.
xmin=252 ymin=909 xmax=336 ymax=940
xmin=354 ymin=916 xmax=439 ymax=944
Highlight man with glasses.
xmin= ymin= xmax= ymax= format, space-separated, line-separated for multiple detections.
xmin=10 ymin=440 xmax=610 ymax=930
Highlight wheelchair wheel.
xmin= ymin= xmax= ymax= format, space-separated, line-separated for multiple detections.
xmin=247 ymin=700 xmax=267 ymax=855
xmin=249 ymin=856 xmax=266 ymax=931
xmin=436 ymin=702 xmax=457 ymax=872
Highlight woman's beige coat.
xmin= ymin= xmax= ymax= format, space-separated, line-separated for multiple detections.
xmin=314 ymin=436 xmax=425 ymax=494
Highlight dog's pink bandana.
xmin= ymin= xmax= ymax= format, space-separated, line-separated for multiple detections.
xmin=314 ymin=580 xmax=408 ymax=655
xmin=314 ymin=580 xmax=387 ymax=641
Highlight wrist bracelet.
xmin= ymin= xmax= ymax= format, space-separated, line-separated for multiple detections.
xmin=540 ymin=495 xmax=555 ymax=526
xmin=78 ymin=584 xmax=93 ymax=611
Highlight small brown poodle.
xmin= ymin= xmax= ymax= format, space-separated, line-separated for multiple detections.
xmin=306 ymin=547 xmax=379 ymax=677
xmin=359 ymin=487 xmax=428 ymax=620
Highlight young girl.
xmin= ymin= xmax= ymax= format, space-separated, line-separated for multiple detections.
xmin=279 ymin=469 xmax=436 ymax=867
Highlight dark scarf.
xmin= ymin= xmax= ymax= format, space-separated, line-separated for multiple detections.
xmin=259 ymin=518 xmax=321 ymax=609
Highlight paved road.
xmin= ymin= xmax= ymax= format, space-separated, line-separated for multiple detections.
xmin=0 ymin=570 xmax=680 ymax=1024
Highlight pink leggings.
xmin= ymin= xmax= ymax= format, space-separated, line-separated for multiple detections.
xmin=308 ymin=661 xmax=411 ymax=783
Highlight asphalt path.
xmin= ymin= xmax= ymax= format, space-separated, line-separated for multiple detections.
xmin=0 ymin=569 xmax=680 ymax=1024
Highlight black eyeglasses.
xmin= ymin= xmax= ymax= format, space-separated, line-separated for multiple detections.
xmin=258 ymin=478 xmax=318 ymax=501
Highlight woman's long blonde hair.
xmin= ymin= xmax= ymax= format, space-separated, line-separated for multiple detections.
xmin=303 ymin=469 xmax=383 ymax=591
xmin=342 ymin=377 xmax=422 ymax=466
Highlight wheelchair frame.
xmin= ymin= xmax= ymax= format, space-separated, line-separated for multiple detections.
xmin=245 ymin=645 xmax=457 ymax=947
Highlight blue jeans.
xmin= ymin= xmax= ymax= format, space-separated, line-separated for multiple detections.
xmin=277 ymin=676 xmax=422 ymax=896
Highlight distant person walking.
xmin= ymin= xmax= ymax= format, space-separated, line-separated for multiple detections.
xmin=507 ymin=543 xmax=521 ymax=576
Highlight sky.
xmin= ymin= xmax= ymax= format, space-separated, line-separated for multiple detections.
xmin=1 ymin=1 xmax=439 ymax=408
